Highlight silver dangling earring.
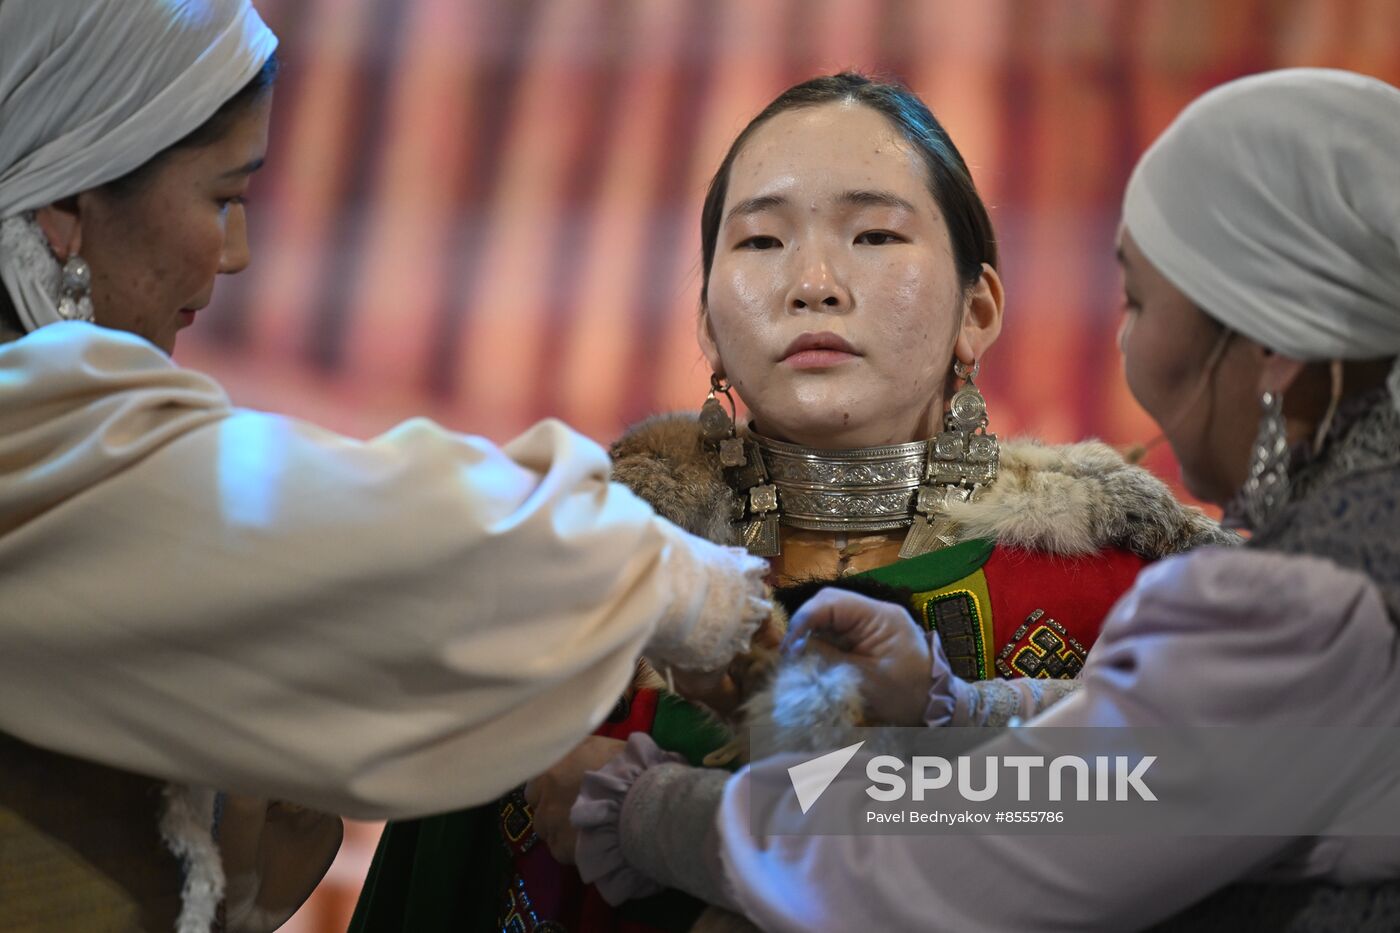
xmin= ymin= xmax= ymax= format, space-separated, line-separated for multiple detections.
xmin=699 ymin=374 xmax=748 ymax=468
xmin=699 ymin=374 xmax=780 ymax=556
xmin=1234 ymin=390 xmax=1291 ymax=532
xmin=901 ymin=358 xmax=1001 ymax=559
xmin=57 ymin=255 xmax=94 ymax=322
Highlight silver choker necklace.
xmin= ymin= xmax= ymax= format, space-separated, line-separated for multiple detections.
xmin=722 ymin=424 xmax=998 ymax=559
xmin=749 ymin=434 xmax=929 ymax=533
xmin=708 ymin=365 xmax=999 ymax=559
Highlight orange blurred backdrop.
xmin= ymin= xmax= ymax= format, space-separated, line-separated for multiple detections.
xmin=183 ymin=1 xmax=1400 ymax=929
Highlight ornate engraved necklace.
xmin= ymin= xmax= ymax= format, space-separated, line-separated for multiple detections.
xmin=749 ymin=434 xmax=928 ymax=533
xmin=705 ymin=368 xmax=1000 ymax=559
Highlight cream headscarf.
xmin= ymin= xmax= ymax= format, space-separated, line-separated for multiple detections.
xmin=1123 ymin=68 xmax=1400 ymax=413
xmin=0 ymin=0 xmax=277 ymax=333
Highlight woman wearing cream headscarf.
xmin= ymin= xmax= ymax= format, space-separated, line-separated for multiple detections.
xmin=0 ymin=1 xmax=771 ymax=930
xmin=531 ymin=68 xmax=1400 ymax=932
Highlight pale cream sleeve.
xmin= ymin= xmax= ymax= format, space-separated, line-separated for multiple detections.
xmin=0 ymin=325 xmax=768 ymax=820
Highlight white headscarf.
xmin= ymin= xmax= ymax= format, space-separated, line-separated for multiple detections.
xmin=0 ymin=0 xmax=277 ymax=333
xmin=1123 ymin=68 xmax=1400 ymax=413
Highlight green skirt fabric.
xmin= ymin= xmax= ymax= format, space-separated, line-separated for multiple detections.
xmin=349 ymin=695 xmax=730 ymax=933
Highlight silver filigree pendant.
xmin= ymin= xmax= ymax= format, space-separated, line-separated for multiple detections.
xmin=699 ymin=396 xmax=732 ymax=442
xmin=927 ymin=370 xmax=999 ymax=489
xmin=743 ymin=513 xmax=781 ymax=557
xmin=899 ymin=513 xmax=942 ymax=559
xmin=719 ymin=436 xmax=747 ymax=468
xmin=900 ymin=485 xmax=971 ymax=558
xmin=749 ymin=483 xmax=778 ymax=514
xmin=947 ymin=382 xmax=987 ymax=429
xmin=56 ymin=256 xmax=95 ymax=322
xmin=1231 ymin=390 xmax=1292 ymax=531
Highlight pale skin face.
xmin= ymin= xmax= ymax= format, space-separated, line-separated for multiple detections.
xmin=1116 ymin=229 xmax=1308 ymax=505
xmin=700 ymin=101 xmax=1004 ymax=449
xmin=34 ymin=93 xmax=273 ymax=355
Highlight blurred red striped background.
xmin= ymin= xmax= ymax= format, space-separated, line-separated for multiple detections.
xmin=179 ymin=1 xmax=1400 ymax=929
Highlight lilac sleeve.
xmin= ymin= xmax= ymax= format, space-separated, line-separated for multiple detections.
xmin=572 ymin=733 xmax=736 ymax=910
xmin=714 ymin=550 xmax=1400 ymax=932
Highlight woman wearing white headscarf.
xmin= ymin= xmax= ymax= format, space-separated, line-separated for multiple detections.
xmin=528 ymin=68 xmax=1400 ymax=932
xmin=0 ymin=1 xmax=771 ymax=930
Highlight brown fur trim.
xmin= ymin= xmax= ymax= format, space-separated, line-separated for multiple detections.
xmin=612 ymin=414 xmax=1235 ymax=560
xmin=946 ymin=438 xmax=1237 ymax=557
xmin=610 ymin=415 xmax=741 ymax=547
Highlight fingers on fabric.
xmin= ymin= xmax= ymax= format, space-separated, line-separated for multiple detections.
xmin=783 ymin=588 xmax=921 ymax=658
xmin=524 ymin=772 xmax=574 ymax=863
xmin=753 ymin=607 xmax=787 ymax=650
xmin=800 ymin=636 xmax=854 ymax=667
xmin=777 ymin=589 xmax=935 ymax=726
xmin=526 ymin=736 xmax=626 ymax=864
xmin=668 ymin=667 xmax=741 ymax=717
xmin=782 ymin=587 xmax=881 ymax=651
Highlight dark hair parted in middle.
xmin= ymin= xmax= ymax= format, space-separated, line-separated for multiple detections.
xmin=699 ymin=72 xmax=997 ymax=305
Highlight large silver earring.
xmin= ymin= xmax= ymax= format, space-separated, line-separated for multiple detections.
xmin=699 ymin=374 xmax=779 ymax=555
xmin=699 ymin=374 xmax=747 ymax=468
xmin=901 ymin=358 xmax=1000 ymax=559
xmin=57 ymin=255 xmax=94 ymax=322
xmin=1234 ymin=390 xmax=1291 ymax=532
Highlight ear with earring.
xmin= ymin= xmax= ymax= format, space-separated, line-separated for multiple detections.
xmin=901 ymin=357 xmax=1000 ymax=559
xmin=51 ymin=216 xmax=94 ymax=322
xmin=698 ymin=373 xmax=748 ymax=468
xmin=56 ymin=253 xmax=94 ymax=322
xmin=1224 ymin=346 xmax=1309 ymax=532
xmin=699 ymin=373 xmax=781 ymax=555
xmin=1230 ymin=390 xmax=1292 ymax=532
xmin=0 ymin=212 xmax=95 ymax=330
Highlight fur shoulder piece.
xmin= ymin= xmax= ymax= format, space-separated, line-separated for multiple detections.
xmin=611 ymin=415 xmax=1236 ymax=560
xmin=956 ymin=438 xmax=1238 ymax=559
xmin=610 ymin=413 xmax=743 ymax=547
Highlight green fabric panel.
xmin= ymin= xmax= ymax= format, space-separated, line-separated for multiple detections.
xmin=348 ymin=804 xmax=506 ymax=933
xmin=650 ymin=693 xmax=737 ymax=770
xmin=855 ymin=537 xmax=995 ymax=592
xmin=350 ymin=697 xmax=736 ymax=930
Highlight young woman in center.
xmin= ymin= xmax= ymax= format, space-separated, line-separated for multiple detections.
xmin=351 ymin=73 xmax=1228 ymax=933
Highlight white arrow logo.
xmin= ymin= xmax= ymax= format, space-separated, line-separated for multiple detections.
xmin=787 ymin=741 xmax=866 ymax=814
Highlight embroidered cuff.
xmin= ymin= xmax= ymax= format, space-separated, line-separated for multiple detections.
xmin=942 ymin=671 xmax=1083 ymax=727
xmin=573 ymin=733 xmax=686 ymax=905
xmin=645 ymin=521 xmax=770 ymax=671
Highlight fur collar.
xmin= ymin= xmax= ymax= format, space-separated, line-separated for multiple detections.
xmin=611 ymin=413 xmax=1236 ymax=560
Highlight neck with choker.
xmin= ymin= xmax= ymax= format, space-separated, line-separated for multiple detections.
xmin=719 ymin=418 xmax=999 ymax=559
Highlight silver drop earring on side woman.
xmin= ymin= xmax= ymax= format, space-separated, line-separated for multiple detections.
xmin=1233 ymin=389 xmax=1291 ymax=532
xmin=57 ymin=254 xmax=94 ymax=322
